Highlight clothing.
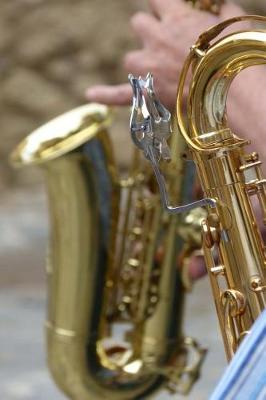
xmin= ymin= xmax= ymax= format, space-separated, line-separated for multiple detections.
xmin=210 ymin=310 xmax=266 ymax=400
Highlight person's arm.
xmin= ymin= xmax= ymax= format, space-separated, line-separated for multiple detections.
xmin=228 ymin=66 xmax=266 ymax=162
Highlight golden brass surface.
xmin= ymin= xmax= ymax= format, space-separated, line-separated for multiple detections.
xmin=175 ymin=15 xmax=266 ymax=360
xmin=11 ymin=104 xmax=206 ymax=399
xmin=10 ymin=2 xmax=236 ymax=398
xmin=186 ymin=0 xmax=224 ymax=14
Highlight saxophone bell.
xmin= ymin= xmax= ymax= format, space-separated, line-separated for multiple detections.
xmin=11 ymin=102 xmax=206 ymax=399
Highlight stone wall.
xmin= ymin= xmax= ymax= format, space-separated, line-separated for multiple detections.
xmin=0 ymin=0 xmax=145 ymax=187
xmin=1 ymin=0 xmax=265 ymax=187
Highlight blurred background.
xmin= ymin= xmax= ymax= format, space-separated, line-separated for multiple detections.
xmin=0 ymin=0 xmax=265 ymax=399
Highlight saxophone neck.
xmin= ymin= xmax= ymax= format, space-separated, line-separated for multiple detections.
xmin=176 ymin=15 xmax=266 ymax=152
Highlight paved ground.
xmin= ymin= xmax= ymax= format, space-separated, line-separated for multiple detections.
xmin=0 ymin=188 xmax=226 ymax=400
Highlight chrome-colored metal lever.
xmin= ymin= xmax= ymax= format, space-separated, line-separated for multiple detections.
xmin=129 ymin=73 xmax=171 ymax=162
xmin=129 ymin=73 xmax=216 ymax=214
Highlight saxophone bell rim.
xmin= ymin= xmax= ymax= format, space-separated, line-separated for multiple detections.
xmin=10 ymin=103 xmax=113 ymax=167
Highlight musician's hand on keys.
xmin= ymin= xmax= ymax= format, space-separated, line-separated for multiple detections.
xmin=85 ymin=0 xmax=243 ymax=110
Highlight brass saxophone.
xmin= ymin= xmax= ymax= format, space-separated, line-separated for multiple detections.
xmin=130 ymin=15 xmax=266 ymax=363
xmin=11 ymin=103 xmax=205 ymax=399
xmin=10 ymin=2 xmax=225 ymax=399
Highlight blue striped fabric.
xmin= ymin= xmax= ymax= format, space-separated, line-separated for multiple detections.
xmin=210 ymin=310 xmax=266 ymax=400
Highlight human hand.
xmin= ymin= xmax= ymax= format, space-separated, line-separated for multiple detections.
xmin=85 ymin=0 xmax=244 ymax=111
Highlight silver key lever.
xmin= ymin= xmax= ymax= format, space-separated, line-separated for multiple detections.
xmin=128 ymin=73 xmax=216 ymax=214
xmin=129 ymin=72 xmax=172 ymax=162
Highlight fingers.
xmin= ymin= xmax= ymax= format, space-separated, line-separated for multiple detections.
xmin=123 ymin=50 xmax=157 ymax=76
xmin=85 ymin=84 xmax=132 ymax=106
xmin=130 ymin=12 xmax=161 ymax=48
xmin=189 ymin=256 xmax=207 ymax=281
xmin=148 ymin=0 xmax=186 ymax=19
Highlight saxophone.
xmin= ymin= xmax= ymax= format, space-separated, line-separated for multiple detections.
xmin=130 ymin=15 xmax=266 ymax=362
xmin=10 ymin=2 xmax=225 ymax=399
xmin=11 ymin=103 xmax=205 ymax=399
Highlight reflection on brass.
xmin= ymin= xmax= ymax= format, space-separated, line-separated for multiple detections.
xmin=176 ymin=15 xmax=266 ymax=360
xmin=11 ymin=103 xmax=205 ymax=399
xmin=186 ymin=0 xmax=224 ymax=14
